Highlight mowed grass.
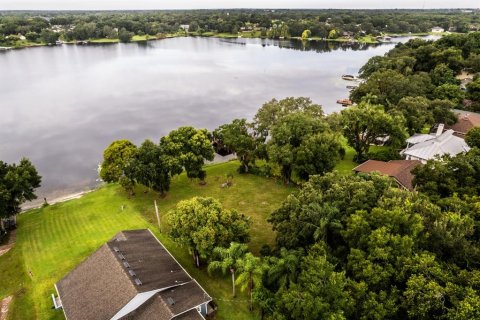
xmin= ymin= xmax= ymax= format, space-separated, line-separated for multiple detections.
xmin=334 ymin=136 xmax=357 ymax=175
xmin=0 ymin=161 xmax=293 ymax=320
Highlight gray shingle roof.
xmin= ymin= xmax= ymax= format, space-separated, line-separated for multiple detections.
xmin=56 ymin=229 xmax=211 ymax=320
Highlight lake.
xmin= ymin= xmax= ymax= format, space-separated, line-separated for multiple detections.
xmin=0 ymin=36 xmax=434 ymax=204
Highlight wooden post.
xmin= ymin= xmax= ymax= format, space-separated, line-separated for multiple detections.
xmin=154 ymin=200 xmax=161 ymax=231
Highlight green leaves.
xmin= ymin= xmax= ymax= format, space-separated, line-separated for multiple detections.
xmin=267 ymin=112 xmax=341 ymax=183
xmin=100 ymin=139 xmax=137 ymax=183
xmin=161 ymin=126 xmax=214 ymax=181
xmin=213 ymin=119 xmax=258 ymax=173
xmin=0 ymin=158 xmax=41 ymax=218
xmin=340 ymin=102 xmax=407 ymax=161
xmin=168 ymin=197 xmax=251 ymax=262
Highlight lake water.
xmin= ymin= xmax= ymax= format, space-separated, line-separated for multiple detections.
xmin=0 ymin=36 xmax=434 ymax=204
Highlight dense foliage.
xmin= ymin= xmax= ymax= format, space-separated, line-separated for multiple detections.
xmin=0 ymin=158 xmax=41 ymax=219
xmin=353 ymin=32 xmax=480 ymax=112
xmin=0 ymin=9 xmax=477 ymax=47
xmin=100 ymin=126 xmax=214 ymax=195
xmin=168 ymin=197 xmax=251 ymax=267
xmin=256 ymin=172 xmax=480 ymax=319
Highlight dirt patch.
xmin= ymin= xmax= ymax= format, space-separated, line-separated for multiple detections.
xmin=0 ymin=229 xmax=16 ymax=257
xmin=0 ymin=296 xmax=12 ymax=320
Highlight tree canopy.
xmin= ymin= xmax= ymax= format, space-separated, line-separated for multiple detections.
xmin=0 ymin=158 xmax=41 ymax=219
xmin=267 ymin=112 xmax=343 ymax=182
xmin=168 ymin=197 xmax=251 ymax=266
xmin=161 ymin=126 xmax=214 ymax=182
xmin=340 ymin=102 xmax=406 ymax=161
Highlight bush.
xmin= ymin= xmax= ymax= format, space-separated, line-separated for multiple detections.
xmin=368 ymin=147 xmax=402 ymax=162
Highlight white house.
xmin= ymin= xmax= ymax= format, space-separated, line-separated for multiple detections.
xmin=180 ymin=24 xmax=190 ymax=32
xmin=401 ymin=129 xmax=470 ymax=163
xmin=431 ymin=27 xmax=445 ymax=33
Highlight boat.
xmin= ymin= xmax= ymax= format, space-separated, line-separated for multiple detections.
xmin=346 ymin=85 xmax=358 ymax=90
xmin=342 ymin=74 xmax=358 ymax=81
xmin=336 ymin=99 xmax=353 ymax=106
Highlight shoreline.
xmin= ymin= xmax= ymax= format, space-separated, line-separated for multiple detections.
xmin=21 ymin=155 xmax=238 ymax=212
xmin=0 ymin=30 xmax=455 ymax=50
xmin=21 ymin=189 xmax=97 ymax=211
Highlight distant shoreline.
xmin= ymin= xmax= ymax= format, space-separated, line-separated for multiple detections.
xmin=1 ymin=31 xmax=444 ymax=50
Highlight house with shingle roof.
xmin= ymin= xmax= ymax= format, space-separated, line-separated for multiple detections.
xmin=444 ymin=110 xmax=480 ymax=138
xmin=353 ymin=160 xmax=422 ymax=191
xmin=53 ymin=229 xmax=213 ymax=320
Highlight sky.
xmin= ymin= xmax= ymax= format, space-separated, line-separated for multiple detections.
xmin=0 ymin=0 xmax=478 ymax=11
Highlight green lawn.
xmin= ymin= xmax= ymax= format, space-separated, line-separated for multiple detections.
xmin=0 ymin=161 xmax=293 ymax=320
xmin=334 ymin=137 xmax=357 ymax=175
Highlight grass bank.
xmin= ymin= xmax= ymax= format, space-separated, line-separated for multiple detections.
xmin=0 ymin=161 xmax=293 ymax=320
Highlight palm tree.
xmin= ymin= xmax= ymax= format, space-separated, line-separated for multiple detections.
xmin=266 ymin=247 xmax=302 ymax=289
xmin=208 ymin=242 xmax=248 ymax=298
xmin=235 ymin=252 xmax=264 ymax=311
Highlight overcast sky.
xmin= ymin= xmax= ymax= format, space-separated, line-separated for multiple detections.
xmin=0 ymin=0 xmax=478 ymax=11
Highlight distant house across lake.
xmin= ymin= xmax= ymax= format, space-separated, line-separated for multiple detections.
xmin=54 ymin=229 xmax=213 ymax=320
xmin=431 ymin=26 xmax=445 ymax=33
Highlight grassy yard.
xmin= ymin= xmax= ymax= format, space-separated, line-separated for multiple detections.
xmin=334 ymin=137 xmax=357 ymax=175
xmin=0 ymin=161 xmax=293 ymax=320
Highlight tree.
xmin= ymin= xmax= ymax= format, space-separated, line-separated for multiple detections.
xmin=395 ymin=96 xmax=431 ymax=136
xmin=25 ymin=31 xmax=38 ymax=41
xmin=118 ymin=28 xmax=133 ymax=42
xmin=100 ymin=140 xmax=137 ymax=183
xmin=169 ymin=197 xmax=251 ymax=267
xmin=208 ymin=242 xmax=248 ymax=297
xmin=294 ymin=132 xmax=344 ymax=181
xmin=433 ymin=84 xmax=465 ymax=105
xmin=428 ymin=99 xmax=457 ymax=125
xmin=465 ymin=127 xmax=480 ymax=148
xmin=273 ymin=245 xmax=354 ymax=320
xmin=253 ymin=97 xmax=323 ymax=139
xmin=351 ymin=70 xmax=433 ymax=107
xmin=269 ymin=172 xmax=393 ymax=250
xmin=0 ymin=158 xmax=41 ymax=219
xmin=161 ymin=127 xmax=214 ymax=182
xmin=413 ymin=148 xmax=480 ymax=199
xmin=467 ymin=79 xmax=480 ymax=102
xmin=430 ymin=63 xmax=458 ymax=86
xmin=127 ymin=140 xmax=174 ymax=195
xmin=265 ymin=248 xmax=303 ymax=290
xmin=267 ymin=112 xmax=341 ymax=183
xmin=328 ymin=29 xmax=339 ymax=39
xmin=236 ymin=253 xmax=264 ymax=311
xmin=301 ymin=29 xmax=311 ymax=40
xmin=213 ymin=119 xmax=258 ymax=173
xmin=40 ymin=29 xmax=58 ymax=44
xmin=340 ymin=102 xmax=406 ymax=161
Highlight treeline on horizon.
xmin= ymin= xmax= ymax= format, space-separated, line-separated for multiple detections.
xmin=0 ymin=9 xmax=478 ymax=45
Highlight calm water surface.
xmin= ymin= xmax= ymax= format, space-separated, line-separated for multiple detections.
xmin=0 ymin=36 xmax=431 ymax=203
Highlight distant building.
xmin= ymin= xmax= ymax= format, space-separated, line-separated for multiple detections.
xmin=353 ymin=160 xmax=422 ymax=191
xmin=401 ymin=129 xmax=470 ymax=163
xmin=180 ymin=25 xmax=190 ymax=32
xmin=54 ymin=229 xmax=213 ymax=320
xmin=431 ymin=27 xmax=445 ymax=33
